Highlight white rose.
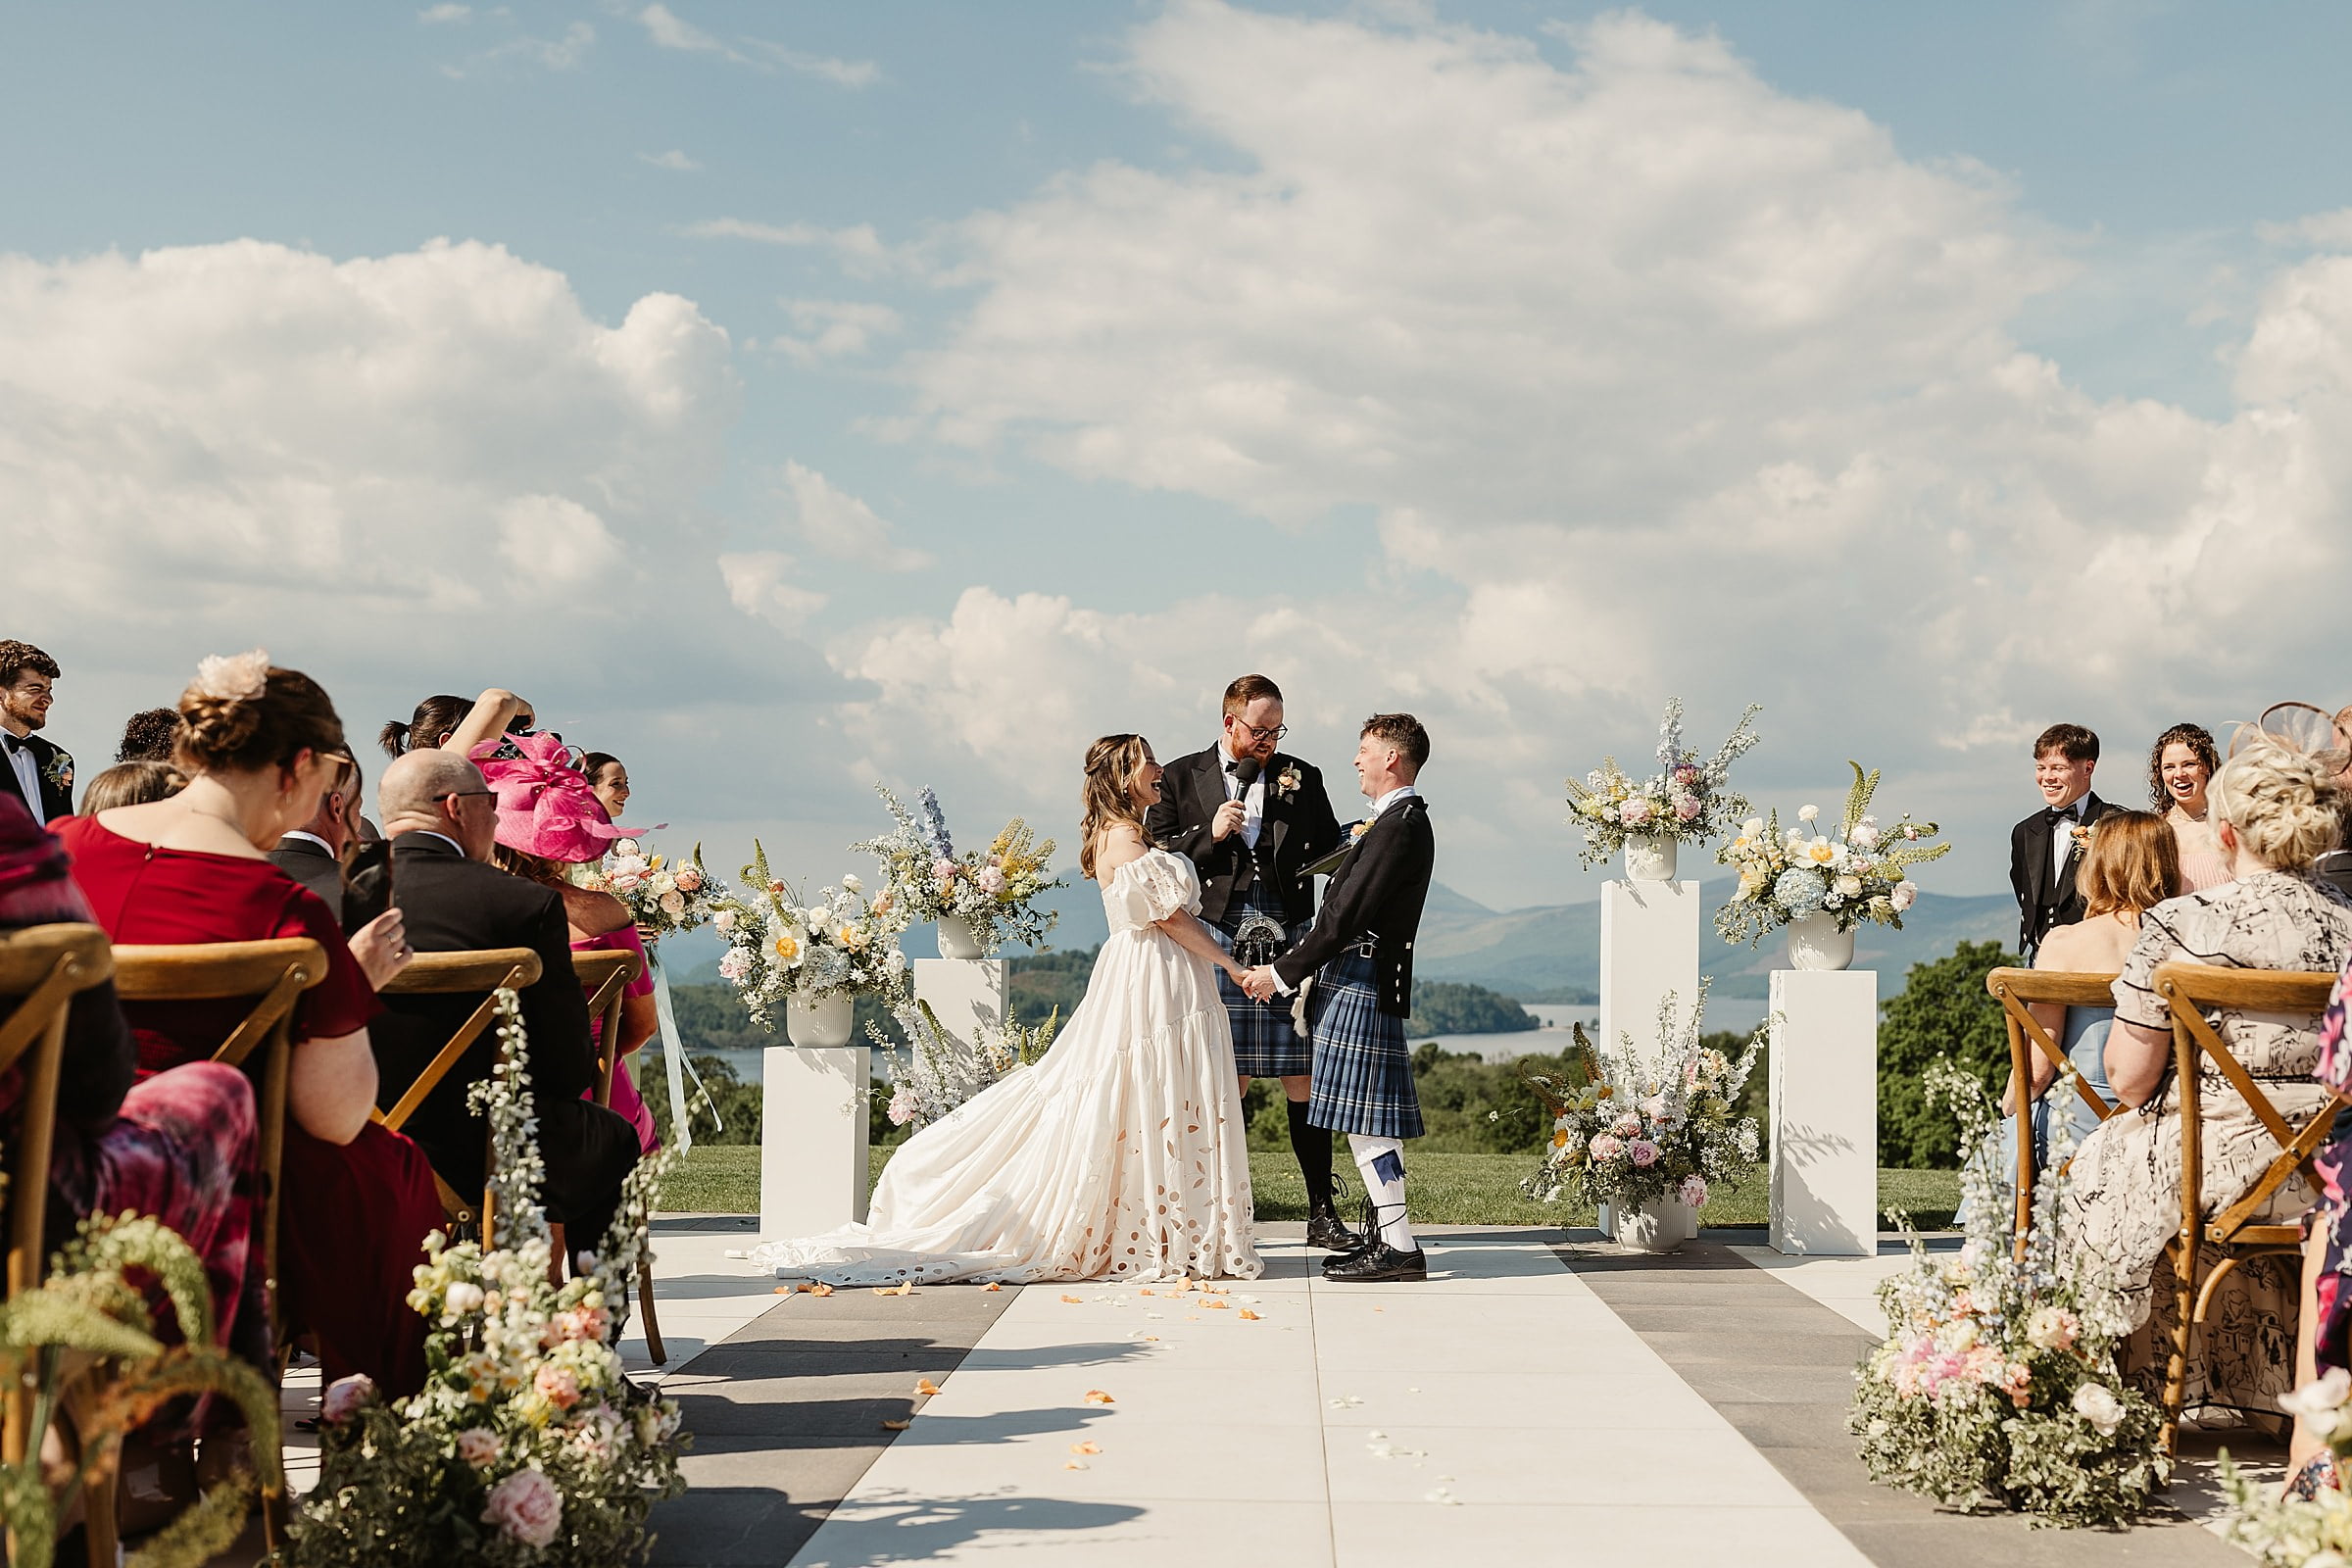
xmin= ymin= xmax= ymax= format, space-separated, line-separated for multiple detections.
xmin=842 ymin=873 xmax=863 ymax=894
xmin=1797 ymin=804 xmax=1820 ymax=823
xmin=1835 ymin=874 xmax=1862 ymax=899
xmin=613 ymin=839 xmax=640 ymax=858
xmin=1890 ymin=880 xmax=1919 ymax=912
xmin=1742 ymin=817 xmax=1763 ymax=837
xmin=2071 ymin=1380 xmax=2125 ymax=1437
xmin=1850 ymin=823 xmax=1882 ymax=850
xmin=443 ymin=1282 xmax=485 ymax=1315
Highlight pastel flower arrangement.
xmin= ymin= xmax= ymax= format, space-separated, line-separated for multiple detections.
xmin=710 ymin=840 xmax=911 ymax=1029
xmin=1849 ymin=1062 xmax=2166 ymax=1527
xmin=2223 ymin=1370 xmax=2352 ymax=1562
xmin=878 ymin=999 xmax=1061 ymax=1130
xmin=288 ymin=992 xmax=687 ymax=1565
xmin=1714 ymin=761 xmax=1951 ymax=946
xmin=582 ymin=839 xmax=728 ymax=939
xmin=1563 ymin=698 xmax=1762 ymax=868
xmin=1519 ymin=987 xmax=1761 ymax=1212
xmin=853 ymin=784 xmax=1064 ymax=956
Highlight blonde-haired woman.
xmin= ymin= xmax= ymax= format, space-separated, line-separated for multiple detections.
xmin=749 ymin=734 xmax=1263 ymax=1285
xmin=2065 ymin=741 xmax=2352 ymax=1422
xmin=1991 ymin=810 xmax=2179 ymax=1180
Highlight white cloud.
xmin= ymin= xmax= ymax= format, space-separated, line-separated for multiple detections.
xmin=636 ymin=4 xmax=876 ymax=86
xmin=771 ymin=297 xmax=901 ymax=364
xmin=779 ymin=461 xmax=931 ymax=571
xmin=684 ymin=218 xmax=914 ymax=274
xmin=719 ymin=550 xmax=828 ymax=632
xmin=443 ymin=20 xmax=594 ymax=76
xmin=640 ymin=149 xmax=701 ymax=172
xmin=417 ymin=4 xmax=471 ymax=24
xmin=829 ymin=0 xmax=2352 ymax=905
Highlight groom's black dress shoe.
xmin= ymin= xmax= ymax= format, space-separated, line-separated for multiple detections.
xmin=1304 ymin=1210 xmax=1360 ymax=1251
xmin=1322 ymin=1242 xmax=1428 ymax=1283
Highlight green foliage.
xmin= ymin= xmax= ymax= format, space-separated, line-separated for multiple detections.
xmin=1007 ymin=945 xmax=1095 ymax=1027
xmin=1406 ymin=981 xmax=1538 ymax=1036
xmin=1877 ymin=939 xmax=2022 ymax=1168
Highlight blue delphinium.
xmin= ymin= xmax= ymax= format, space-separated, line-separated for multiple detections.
xmin=917 ymin=786 xmax=955 ymax=858
xmin=1773 ymin=865 xmax=1829 ymax=915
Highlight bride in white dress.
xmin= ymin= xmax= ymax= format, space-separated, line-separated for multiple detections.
xmin=746 ymin=734 xmax=1264 ymax=1285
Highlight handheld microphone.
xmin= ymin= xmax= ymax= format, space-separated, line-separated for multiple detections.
xmin=1230 ymin=757 xmax=1262 ymax=788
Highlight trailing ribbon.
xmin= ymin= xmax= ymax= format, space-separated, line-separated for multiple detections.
xmin=649 ymin=947 xmax=695 ymax=1152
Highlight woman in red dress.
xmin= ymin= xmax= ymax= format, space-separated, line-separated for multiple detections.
xmin=56 ymin=651 xmax=445 ymax=1397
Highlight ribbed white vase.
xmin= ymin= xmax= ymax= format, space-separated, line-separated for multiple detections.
xmin=1622 ymin=834 xmax=1678 ymax=882
xmin=935 ymin=914 xmax=985 ymax=960
xmin=785 ymin=992 xmax=855 ymax=1049
xmin=1785 ymin=913 xmax=1856 ymax=971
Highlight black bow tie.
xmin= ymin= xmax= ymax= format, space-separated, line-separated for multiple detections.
xmin=2042 ymin=804 xmax=2082 ymax=826
xmin=0 ymin=734 xmax=24 ymax=756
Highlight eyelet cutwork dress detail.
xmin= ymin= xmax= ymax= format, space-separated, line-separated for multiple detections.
xmin=747 ymin=849 xmax=1263 ymax=1285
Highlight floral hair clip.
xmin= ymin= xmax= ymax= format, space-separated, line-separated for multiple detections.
xmin=192 ymin=648 xmax=270 ymax=704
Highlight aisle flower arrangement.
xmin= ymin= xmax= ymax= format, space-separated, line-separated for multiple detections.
xmin=710 ymin=841 xmax=910 ymax=1030
xmin=1849 ymin=1062 xmax=2167 ymax=1527
xmin=852 ymin=785 xmax=1063 ymax=955
xmin=1563 ymin=698 xmax=1762 ymax=868
xmin=289 ymin=993 xmax=686 ymax=1566
xmin=1518 ymin=988 xmax=1760 ymax=1213
xmin=2222 ymin=1370 xmax=2352 ymax=1561
xmin=584 ymin=840 xmax=728 ymax=939
xmin=878 ymin=1000 xmax=1061 ymax=1131
xmin=1714 ymin=761 xmax=1951 ymax=946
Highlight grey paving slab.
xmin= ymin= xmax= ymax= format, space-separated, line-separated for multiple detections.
xmin=647 ymin=1283 xmax=1020 ymax=1567
xmin=1557 ymin=1237 xmax=2249 ymax=1568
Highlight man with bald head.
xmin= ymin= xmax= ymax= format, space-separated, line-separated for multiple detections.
xmin=360 ymin=751 xmax=639 ymax=1269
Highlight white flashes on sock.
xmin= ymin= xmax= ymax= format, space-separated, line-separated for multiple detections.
xmin=1348 ymin=1133 xmax=1416 ymax=1252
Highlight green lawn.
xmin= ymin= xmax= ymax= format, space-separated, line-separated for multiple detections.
xmin=657 ymin=1144 xmax=1962 ymax=1230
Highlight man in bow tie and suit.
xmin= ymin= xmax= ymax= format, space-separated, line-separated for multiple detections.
xmin=1146 ymin=674 xmax=1348 ymax=1248
xmin=269 ymin=754 xmax=364 ymax=910
xmin=2009 ymin=722 xmax=2114 ymax=958
xmin=0 ymin=641 xmax=73 ymax=824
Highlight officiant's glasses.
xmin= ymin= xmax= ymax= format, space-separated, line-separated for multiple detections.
xmin=1236 ymin=720 xmax=1288 ymax=742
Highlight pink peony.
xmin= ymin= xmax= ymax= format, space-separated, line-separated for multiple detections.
xmin=320 ymin=1374 xmax=375 ymax=1426
xmin=930 ymin=856 xmax=957 ymax=881
xmin=674 ymin=865 xmax=704 ymax=894
xmin=1589 ymin=1134 xmax=1625 ymax=1162
xmin=456 ymin=1427 xmax=501 ymax=1467
xmin=483 ymin=1468 xmax=564 ymax=1548
xmin=888 ymin=1086 xmax=918 ymax=1126
xmin=1617 ymin=799 xmax=1653 ymax=826
xmin=977 ymin=865 xmax=1007 ymax=895
xmin=659 ymin=890 xmax=687 ymax=916
xmin=533 ymin=1364 xmax=582 ymax=1410
xmin=712 ymin=907 xmax=738 ymax=933
xmin=557 ymin=1304 xmax=611 ymax=1344
xmin=1678 ymin=1175 xmax=1707 ymax=1207
xmin=1673 ymin=794 xmax=1702 ymax=821
xmin=1610 ymin=1112 xmax=1642 ymax=1139
xmin=1627 ymin=1139 xmax=1660 ymax=1167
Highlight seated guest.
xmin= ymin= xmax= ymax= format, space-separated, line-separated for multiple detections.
xmin=2064 ymin=740 xmax=2352 ymax=1423
xmin=55 ymin=651 xmax=444 ymax=1398
xmin=267 ymin=754 xmax=360 ymax=907
xmin=363 ymin=747 xmax=641 ymax=1267
xmin=77 ymin=760 xmax=185 ymax=814
xmin=488 ymin=740 xmax=660 ymax=1156
xmin=1991 ymin=810 xmax=2179 ymax=1180
xmin=116 ymin=707 xmax=180 ymax=763
xmin=578 ymin=752 xmax=632 ymax=824
xmin=2151 ymin=722 xmax=2230 ymax=892
xmin=0 ymin=794 xmax=260 ymax=1368
xmin=377 ymin=687 xmax=533 ymax=760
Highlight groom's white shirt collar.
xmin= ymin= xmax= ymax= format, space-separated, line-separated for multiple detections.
xmin=1369 ymin=784 xmax=1419 ymax=817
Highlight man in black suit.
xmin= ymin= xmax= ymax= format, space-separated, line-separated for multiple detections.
xmin=269 ymin=755 xmax=361 ymax=908
xmin=1146 ymin=674 xmax=1349 ymax=1246
xmin=360 ymin=749 xmax=639 ymax=1265
xmin=0 ymin=641 xmax=73 ymax=823
xmin=1242 ymin=713 xmax=1437 ymax=1283
xmin=2009 ymin=722 xmax=2115 ymax=957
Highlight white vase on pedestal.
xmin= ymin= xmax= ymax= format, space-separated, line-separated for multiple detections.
xmin=935 ymin=914 xmax=985 ymax=960
xmin=1785 ymin=913 xmax=1855 ymax=971
xmin=1622 ymin=834 xmax=1678 ymax=882
xmin=785 ymin=992 xmax=855 ymax=1049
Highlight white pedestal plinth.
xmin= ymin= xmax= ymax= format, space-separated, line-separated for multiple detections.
xmin=1768 ymin=968 xmax=1878 ymax=1257
xmin=760 ymin=1045 xmax=869 ymax=1240
xmin=913 ymin=957 xmax=1007 ymax=1041
xmin=1599 ymin=880 xmax=1701 ymax=1054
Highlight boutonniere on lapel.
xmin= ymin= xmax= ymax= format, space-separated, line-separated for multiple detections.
xmin=2066 ymin=823 xmax=2091 ymax=859
xmin=42 ymin=751 xmax=73 ymax=794
xmin=1276 ymin=764 xmax=1302 ymax=802
xmin=1349 ymin=818 xmax=1373 ymax=842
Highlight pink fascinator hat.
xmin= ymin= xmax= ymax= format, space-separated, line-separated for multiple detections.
xmin=471 ymin=733 xmax=639 ymax=864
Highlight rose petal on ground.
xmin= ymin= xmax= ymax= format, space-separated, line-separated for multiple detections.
xmin=1084 ymin=1389 xmax=1115 ymax=1404
xmin=914 ymin=1378 xmax=944 ymax=1396
xmin=881 ymin=1419 xmax=911 ymax=1431
xmin=1070 ymin=1442 xmax=1100 ymax=1455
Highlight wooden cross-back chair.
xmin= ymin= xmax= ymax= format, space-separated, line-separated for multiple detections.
xmin=375 ymin=949 xmax=543 ymax=1232
xmin=0 ymin=924 xmax=113 ymax=1471
xmin=2154 ymin=959 xmax=2342 ymax=1452
xmin=574 ymin=947 xmax=664 ymax=1365
xmin=1984 ymin=966 xmax=2122 ymax=1249
xmin=106 ymin=936 xmax=329 ymax=1562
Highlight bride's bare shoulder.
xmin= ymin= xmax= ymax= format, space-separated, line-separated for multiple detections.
xmin=1092 ymin=822 xmax=1150 ymax=885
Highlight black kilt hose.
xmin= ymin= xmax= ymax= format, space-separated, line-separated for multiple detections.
xmin=1213 ymin=880 xmax=1312 ymax=1078
xmin=1304 ymin=950 xmax=1421 ymax=1139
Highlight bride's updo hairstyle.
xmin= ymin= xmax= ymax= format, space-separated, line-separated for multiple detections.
xmin=2208 ymin=739 xmax=2344 ymax=872
xmin=1079 ymin=734 xmax=1152 ymax=879
xmin=172 ymin=649 xmax=348 ymax=779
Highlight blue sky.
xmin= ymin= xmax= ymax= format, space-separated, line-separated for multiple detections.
xmin=6 ymin=1 xmax=2350 ymax=913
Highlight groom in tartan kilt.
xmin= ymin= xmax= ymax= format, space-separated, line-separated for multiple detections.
xmin=1244 ymin=712 xmax=1436 ymax=1283
xmin=1146 ymin=674 xmax=1348 ymax=1247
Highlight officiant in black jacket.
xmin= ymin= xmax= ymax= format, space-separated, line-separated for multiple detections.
xmin=2009 ymin=722 xmax=2115 ymax=956
xmin=1146 ymin=674 xmax=1348 ymax=1245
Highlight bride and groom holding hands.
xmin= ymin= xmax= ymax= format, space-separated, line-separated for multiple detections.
xmin=753 ymin=674 xmax=1437 ymax=1288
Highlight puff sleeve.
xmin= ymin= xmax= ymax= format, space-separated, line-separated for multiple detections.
xmin=1103 ymin=850 xmax=1201 ymax=929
